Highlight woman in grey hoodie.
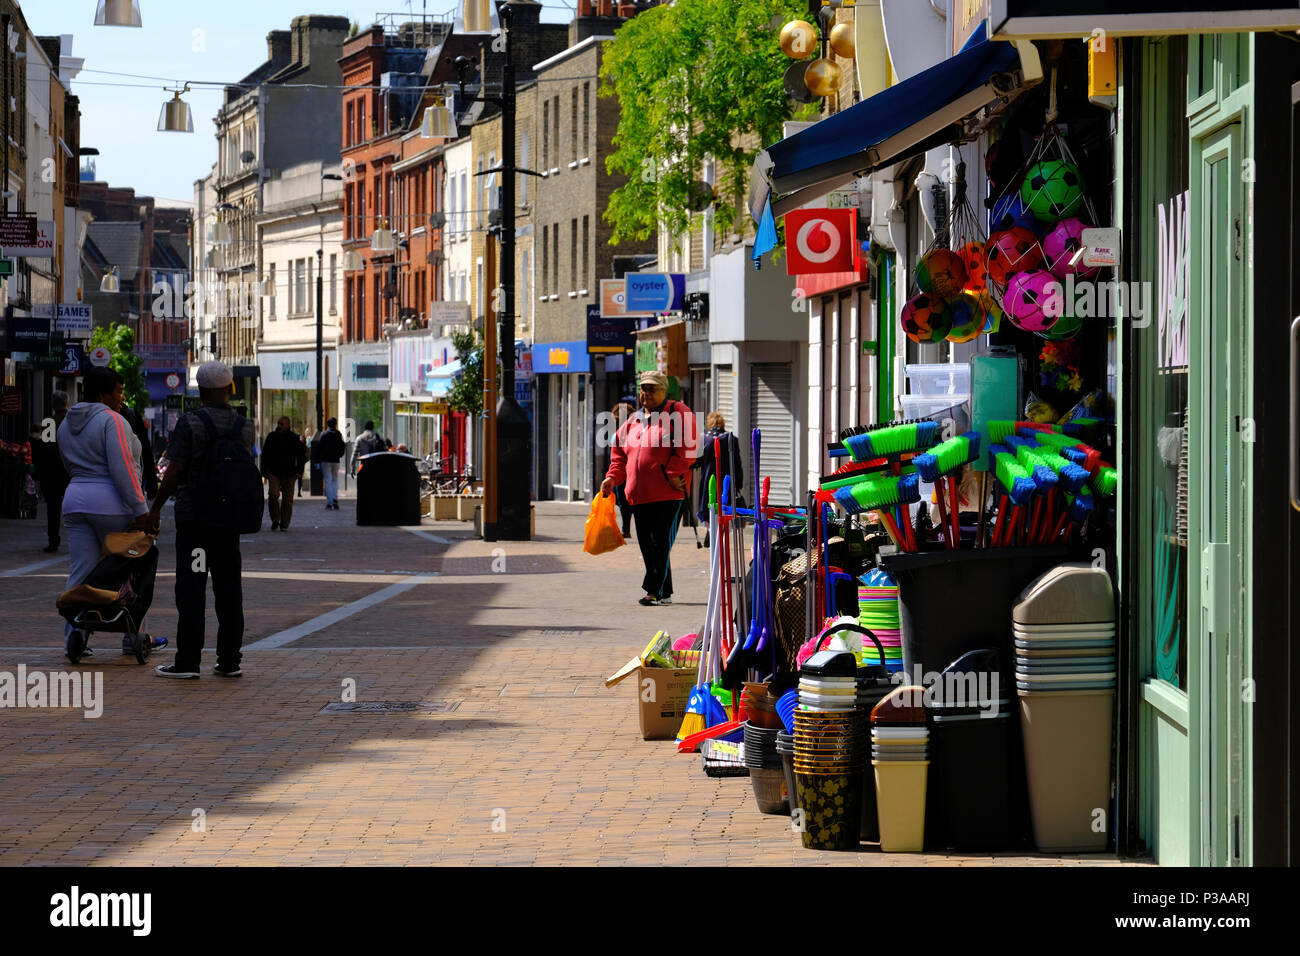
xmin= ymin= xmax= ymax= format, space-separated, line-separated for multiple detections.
xmin=57 ymin=367 xmax=151 ymax=659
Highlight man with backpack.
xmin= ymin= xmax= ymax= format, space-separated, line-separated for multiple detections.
xmin=353 ymin=420 xmax=386 ymax=469
xmin=147 ymin=361 xmax=263 ymax=679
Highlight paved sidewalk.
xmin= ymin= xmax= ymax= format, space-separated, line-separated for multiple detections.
xmin=0 ymin=496 xmax=1133 ymax=866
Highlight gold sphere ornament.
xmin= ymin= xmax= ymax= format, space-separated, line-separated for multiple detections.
xmin=780 ymin=20 xmax=818 ymax=59
xmin=829 ymin=23 xmax=856 ymax=60
xmin=804 ymin=58 xmax=842 ymax=98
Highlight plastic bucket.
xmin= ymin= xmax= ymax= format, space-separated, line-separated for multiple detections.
xmin=872 ymin=760 xmax=929 ymax=852
xmin=750 ymin=767 xmax=790 ymax=815
xmin=881 ymin=547 xmax=1070 ymax=682
xmin=795 ymin=772 xmax=862 ymax=851
xmin=930 ymin=710 xmax=1012 ymax=850
xmin=1018 ymin=689 xmax=1113 ymax=852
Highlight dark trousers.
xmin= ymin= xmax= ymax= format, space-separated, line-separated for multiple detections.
xmin=266 ymin=474 xmax=295 ymax=528
xmin=174 ymin=523 xmax=244 ymax=671
xmin=632 ymin=498 xmax=683 ymax=599
xmin=44 ymin=489 xmax=64 ymax=547
xmin=614 ymin=484 xmax=632 ymax=536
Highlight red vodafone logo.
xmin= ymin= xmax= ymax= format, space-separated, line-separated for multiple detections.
xmin=784 ymin=208 xmax=856 ymax=275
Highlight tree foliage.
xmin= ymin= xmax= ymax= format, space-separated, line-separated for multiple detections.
xmin=89 ymin=323 xmax=149 ymax=412
xmin=446 ymin=328 xmax=484 ymax=417
xmin=599 ymin=0 xmax=814 ymax=244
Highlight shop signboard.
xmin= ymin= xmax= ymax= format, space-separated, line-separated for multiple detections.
xmin=587 ymin=305 xmax=636 ymax=354
xmin=625 ymin=273 xmax=685 ymax=313
xmin=88 ymin=346 xmax=112 ymax=367
xmin=419 ymin=402 xmax=449 ymax=416
xmin=57 ymin=342 xmax=85 ymax=377
xmin=7 ymin=316 xmax=52 ymax=353
xmin=952 ymin=0 xmax=991 ymax=54
xmin=0 ymin=218 xmax=55 ymax=258
xmin=989 ymin=1 xmax=1300 ymax=38
xmin=599 ymin=279 xmax=653 ymax=318
xmin=55 ymin=304 xmax=93 ymax=339
xmin=635 ymin=340 xmax=658 ymax=373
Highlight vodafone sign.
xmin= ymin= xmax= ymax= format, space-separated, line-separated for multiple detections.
xmin=784 ymin=208 xmax=857 ymax=275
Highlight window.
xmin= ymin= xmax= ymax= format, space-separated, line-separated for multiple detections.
xmin=476 ymin=259 xmax=485 ymax=320
xmin=542 ymin=102 xmax=550 ymax=171
xmin=357 ymin=277 xmax=365 ymax=338
xmin=345 ymin=184 xmax=354 ymax=240
xmin=329 ymin=254 xmax=337 ymax=313
xmin=268 ymin=263 xmax=276 ymax=317
xmin=541 ymin=226 xmax=549 ymax=297
xmin=373 ymin=273 xmax=381 ymax=329
xmin=346 ymin=102 xmax=354 ymax=147
xmin=520 ymin=131 xmax=530 ymax=202
xmin=345 ymin=277 xmax=353 ymax=337
xmin=571 ymin=87 xmax=579 ymax=164
xmin=583 ymin=82 xmax=591 ymax=158
xmin=294 ymin=259 xmax=307 ymax=315
xmin=570 ymin=219 xmax=577 ymax=293
xmin=581 ymin=216 xmax=589 ymax=293
xmin=552 ymin=223 xmax=559 ymax=297
xmin=359 ymin=101 xmax=366 ymax=142
xmin=552 ymin=97 xmax=561 ymax=170
xmin=358 ymin=186 xmax=366 ymax=239
xmin=522 ymin=248 xmax=532 ymax=329
xmin=459 ymin=170 xmax=468 ymax=234
xmin=476 ymin=158 xmax=485 ymax=227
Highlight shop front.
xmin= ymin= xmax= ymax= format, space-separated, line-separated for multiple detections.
xmin=532 ymin=340 xmax=591 ymax=502
xmin=388 ymin=332 xmax=465 ymax=467
xmin=338 ymin=341 xmax=389 ymax=452
xmin=256 ymin=346 xmax=336 ymax=440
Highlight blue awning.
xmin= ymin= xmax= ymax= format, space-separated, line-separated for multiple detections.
xmin=750 ymin=23 xmax=1040 ymax=222
xmin=424 ymin=359 xmax=461 ymax=398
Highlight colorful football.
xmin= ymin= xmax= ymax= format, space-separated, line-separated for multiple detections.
xmin=946 ymin=290 xmax=986 ymax=343
xmin=1020 ymin=159 xmax=1085 ymax=223
xmin=1004 ymin=270 xmax=1063 ymax=333
xmin=990 ymin=192 xmax=1038 ymax=234
xmin=916 ymin=248 xmax=968 ymax=299
xmin=900 ymin=293 xmax=952 ymax=344
xmin=958 ymin=241 xmax=989 ymax=292
xmin=1040 ymin=311 xmax=1083 ymax=340
xmin=985 ymin=227 xmax=1043 ymax=286
xmin=981 ymin=291 xmax=1004 ymax=334
xmin=1043 ymin=217 xmax=1098 ymax=279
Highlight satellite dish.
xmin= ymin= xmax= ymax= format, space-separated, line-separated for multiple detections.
xmin=784 ymin=60 xmax=817 ymax=105
xmin=880 ymin=0 xmax=948 ymax=80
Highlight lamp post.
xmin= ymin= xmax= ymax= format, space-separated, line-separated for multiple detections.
xmin=319 ymin=173 xmax=344 ymax=434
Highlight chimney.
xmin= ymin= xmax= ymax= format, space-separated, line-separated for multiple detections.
xmin=267 ymin=30 xmax=290 ymax=64
xmin=289 ymin=15 xmax=351 ymax=70
xmin=577 ymin=0 xmax=594 ymax=15
xmin=618 ymin=1 xmax=635 ymax=16
xmin=596 ymin=0 xmax=613 ymax=16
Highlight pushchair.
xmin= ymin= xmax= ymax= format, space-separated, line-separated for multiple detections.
xmin=56 ymin=530 xmax=159 ymax=664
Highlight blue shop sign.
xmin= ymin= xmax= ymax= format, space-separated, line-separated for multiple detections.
xmin=532 ymin=340 xmax=590 ymax=374
xmin=624 ymin=273 xmax=684 ymax=313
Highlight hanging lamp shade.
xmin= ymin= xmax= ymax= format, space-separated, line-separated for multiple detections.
xmin=371 ymin=221 xmax=395 ymax=254
xmin=94 ymin=0 xmax=142 ymax=27
xmin=209 ymin=220 xmax=232 ymax=245
xmin=420 ymin=102 xmax=455 ymax=140
xmin=343 ymin=250 xmax=365 ymax=271
xmin=158 ymin=89 xmax=194 ymax=133
xmin=458 ymin=0 xmax=497 ymax=34
xmin=100 ymin=267 xmax=120 ymax=293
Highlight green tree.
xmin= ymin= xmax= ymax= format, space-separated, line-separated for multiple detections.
xmin=599 ymin=0 xmax=814 ymax=244
xmin=446 ymin=328 xmax=484 ymax=417
xmin=89 ymin=323 xmax=149 ymax=411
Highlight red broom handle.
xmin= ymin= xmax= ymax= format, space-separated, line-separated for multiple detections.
xmin=991 ymin=494 xmax=1010 ymax=548
xmin=878 ymin=509 xmax=907 ymax=551
xmin=949 ymin=475 xmax=961 ymax=548
xmin=1052 ymin=510 xmax=1069 ymax=541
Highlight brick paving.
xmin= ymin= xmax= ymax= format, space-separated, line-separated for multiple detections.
xmin=0 ymin=493 xmax=1136 ymax=866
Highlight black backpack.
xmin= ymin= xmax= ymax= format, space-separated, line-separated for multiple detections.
xmin=194 ymin=409 xmax=264 ymax=534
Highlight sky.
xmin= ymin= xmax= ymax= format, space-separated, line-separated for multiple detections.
xmin=28 ymin=0 xmax=573 ymax=207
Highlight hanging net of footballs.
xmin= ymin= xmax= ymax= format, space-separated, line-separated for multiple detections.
xmin=986 ymin=121 xmax=1106 ymax=340
xmin=900 ymin=159 xmax=1003 ymax=345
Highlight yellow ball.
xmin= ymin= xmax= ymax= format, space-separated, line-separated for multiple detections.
xmin=804 ymin=58 xmax=842 ymax=98
xmin=829 ymin=23 xmax=856 ymax=59
xmin=780 ymin=20 xmax=817 ymax=59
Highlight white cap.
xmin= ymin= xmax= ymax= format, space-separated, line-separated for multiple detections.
xmin=196 ymin=360 xmax=233 ymax=389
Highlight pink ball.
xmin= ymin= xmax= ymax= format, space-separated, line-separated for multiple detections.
xmin=1043 ymin=217 xmax=1098 ymax=279
xmin=1004 ymin=270 xmax=1064 ymax=333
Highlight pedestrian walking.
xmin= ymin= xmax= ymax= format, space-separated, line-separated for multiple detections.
xmin=31 ymin=390 xmax=69 ymax=552
xmin=118 ymin=402 xmax=159 ymax=501
xmin=610 ymin=401 xmax=635 ymax=538
xmin=56 ymin=368 xmax=152 ymax=660
xmin=315 ymin=417 xmax=345 ymax=510
xmin=692 ymin=411 xmax=744 ymax=547
xmin=148 ymin=361 xmax=261 ymax=678
xmin=260 ymin=416 xmax=306 ymax=530
xmin=353 ymin=420 xmax=386 ymax=470
xmin=600 ymin=371 xmax=698 ymax=606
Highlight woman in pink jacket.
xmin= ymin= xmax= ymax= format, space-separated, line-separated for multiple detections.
xmin=600 ymin=370 xmax=697 ymax=605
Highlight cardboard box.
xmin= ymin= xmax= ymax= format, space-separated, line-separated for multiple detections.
xmin=607 ymin=662 xmax=698 ymax=741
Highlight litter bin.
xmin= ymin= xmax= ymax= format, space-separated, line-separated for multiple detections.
xmin=930 ymin=703 xmax=1013 ymax=850
xmin=356 ymin=452 xmax=421 ymax=526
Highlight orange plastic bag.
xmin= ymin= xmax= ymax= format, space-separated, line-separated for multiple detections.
xmin=583 ymin=492 xmax=626 ymax=556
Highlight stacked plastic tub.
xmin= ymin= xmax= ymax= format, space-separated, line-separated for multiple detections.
xmin=1013 ymin=562 xmax=1116 ymax=852
xmin=858 ymin=569 xmax=903 ymax=675
xmin=870 ymin=686 xmax=929 ymax=852
xmin=793 ymin=648 xmax=864 ymax=850
xmin=744 ymin=721 xmax=789 ymax=814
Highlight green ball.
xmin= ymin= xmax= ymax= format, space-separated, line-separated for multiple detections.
xmin=1039 ymin=311 xmax=1083 ymax=340
xmin=1020 ymin=160 xmax=1085 ymax=223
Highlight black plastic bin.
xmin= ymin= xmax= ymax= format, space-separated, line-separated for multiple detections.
xmin=880 ymin=546 xmax=1069 ymax=683
xmin=356 ymin=452 xmax=421 ymax=526
xmin=929 ymin=703 xmax=1013 ymax=850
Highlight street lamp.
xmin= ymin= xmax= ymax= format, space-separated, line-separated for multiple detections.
xmin=343 ymin=250 xmax=364 ymax=271
xmin=370 ymin=219 xmax=395 ymax=254
xmin=318 ymin=172 xmax=345 ymax=435
xmin=420 ymin=94 xmax=455 ymax=139
xmin=157 ymin=84 xmax=194 ymax=132
xmin=94 ymin=0 xmax=142 ymax=27
xmin=99 ymin=266 xmax=120 ymax=293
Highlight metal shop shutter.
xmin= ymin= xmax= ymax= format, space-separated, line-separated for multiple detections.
xmin=749 ymin=362 xmax=794 ymax=506
xmin=716 ymin=365 xmax=735 ymax=431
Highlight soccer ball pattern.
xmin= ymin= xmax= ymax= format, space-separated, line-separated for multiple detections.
xmin=916 ymin=249 xmax=968 ymax=299
xmin=946 ymin=290 xmax=986 ymax=343
xmin=1043 ymin=217 xmax=1097 ymax=279
xmin=990 ymin=192 xmax=1039 ymax=234
xmin=1020 ymin=160 xmax=1085 ymax=223
xmin=986 ymin=227 xmax=1043 ymax=286
xmin=901 ymin=293 xmax=952 ymax=344
xmin=1003 ymin=270 xmax=1062 ymax=333
xmin=958 ymin=241 xmax=989 ymax=293
xmin=1040 ymin=311 xmax=1083 ymax=341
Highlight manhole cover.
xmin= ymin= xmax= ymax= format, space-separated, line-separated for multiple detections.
xmin=318 ymin=700 xmax=461 ymax=715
